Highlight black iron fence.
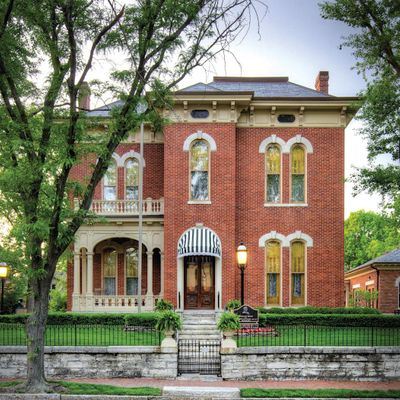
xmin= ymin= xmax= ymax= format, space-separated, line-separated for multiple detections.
xmin=0 ymin=323 xmax=161 ymax=346
xmin=236 ymin=324 xmax=400 ymax=347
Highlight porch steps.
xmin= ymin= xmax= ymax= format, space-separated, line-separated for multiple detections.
xmin=179 ymin=311 xmax=221 ymax=340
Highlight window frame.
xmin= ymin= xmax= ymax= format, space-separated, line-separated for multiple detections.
xmin=289 ymin=240 xmax=307 ymax=306
xmin=101 ymin=247 xmax=118 ymax=296
xmin=265 ymin=144 xmax=282 ymax=204
xmin=124 ymin=157 xmax=140 ymax=201
xmin=189 ymin=138 xmax=211 ymax=203
xmin=125 ymin=246 xmax=139 ymax=296
xmin=265 ymin=240 xmax=282 ymax=306
xmin=290 ymin=144 xmax=307 ymax=204
xmin=103 ymin=160 xmax=117 ymax=201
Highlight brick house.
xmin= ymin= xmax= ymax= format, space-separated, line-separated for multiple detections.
xmin=68 ymin=71 xmax=357 ymax=312
xmin=345 ymin=248 xmax=400 ymax=313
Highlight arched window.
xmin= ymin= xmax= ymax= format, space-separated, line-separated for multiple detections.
xmin=104 ymin=161 xmax=117 ymax=201
xmin=190 ymin=139 xmax=209 ymax=201
xmin=291 ymin=145 xmax=305 ymax=203
xmin=266 ymin=144 xmax=281 ymax=203
xmin=125 ymin=158 xmax=139 ymax=201
xmin=103 ymin=248 xmax=117 ymax=295
xmin=291 ymin=241 xmax=305 ymax=305
xmin=266 ymin=240 xmax=281 ymax=305
xmin=126 ymin=247 xmax=138 ymax=295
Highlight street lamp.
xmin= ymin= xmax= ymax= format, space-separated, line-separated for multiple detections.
xmin=0 ymin=263 xmax=9 ymax=314
xmin=236 ymin=242 xmax=247 ymax=306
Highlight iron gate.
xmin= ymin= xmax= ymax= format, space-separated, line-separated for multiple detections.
xmin=178 ymin=339 xmax=221 ymax=375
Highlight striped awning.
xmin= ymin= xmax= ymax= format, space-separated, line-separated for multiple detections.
xmin=178 ymin=227 xmax=221 ymax=258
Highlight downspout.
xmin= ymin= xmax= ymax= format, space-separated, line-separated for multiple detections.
xmin=371 ymin=265 xmax=379 ymax=310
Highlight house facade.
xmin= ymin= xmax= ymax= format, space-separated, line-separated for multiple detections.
xmin=67 ymin=71 xmax=356 ymax=312
xmin=345 ymin=248 xmax=400 ymax=313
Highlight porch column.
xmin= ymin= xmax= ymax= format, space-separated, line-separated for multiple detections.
xmin=72 ymin=252 xmax=80 ymax=311
xmin=160 ymin=251 xmax=164 ymax=297
xmin=86 ymin=252 xmax=94 ymax=311
xmin=146 ymin=251 xmax=154 ymax=309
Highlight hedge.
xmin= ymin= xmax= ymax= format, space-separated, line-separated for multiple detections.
xmin=257 ymin=306 xmax=380 ymax=315
xmin=0 ymin=312 xmax=159 ymax=327
xmin=258 ymin=313 xmax=400 ymax=327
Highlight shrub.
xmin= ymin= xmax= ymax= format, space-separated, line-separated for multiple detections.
xmin=155 ymin=311 xmax=182 ymax=332
xmin=217 ymin=312 xmax=241 ymax=331
xmin=257 ymin=306 xmax=380 ymax=315
xmin=154 ymin=299 xmax=174 ymax=312
xmin=225 ymin=299 xmax=241 ymax=311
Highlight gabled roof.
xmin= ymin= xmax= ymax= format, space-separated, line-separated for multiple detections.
xmin=177 ymin=76 xmax=331 ymax=98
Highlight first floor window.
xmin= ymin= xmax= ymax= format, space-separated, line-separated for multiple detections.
xmin=126 ymin=247 xmax=138 ymax=295
xmin=266 ymin=240 xmax=281 ymax=305
xmin=291 ymin=240 xmax=305 ymax=305
xmin=103 ymin=248 xmax=117 ymax=295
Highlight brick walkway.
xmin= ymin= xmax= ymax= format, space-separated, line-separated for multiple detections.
xmin=67 ymin=377 xmax=400 ymax=390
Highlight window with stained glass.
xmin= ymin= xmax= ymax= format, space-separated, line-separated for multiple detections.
xmin=291 ymin=241 xmax=305 ymax=305
xmin=125 ymin=158 xmax=139 ymax=202
xmin=126 ymin=247 xmax=138 ymax=295
xmin=291 ymin=145 xmax=305 ymax=203
xmin=103 ymin=248 xmax=117 ymax=295
xmin=104 ymin=161 xmax=117 ymax=201
xmin=266 ymin=240 xmax=281 ymax=305
xmin=190 ymin=139 xmax=209 ymax=201
xmin=266 ymin=145 xmax=281 ymax=203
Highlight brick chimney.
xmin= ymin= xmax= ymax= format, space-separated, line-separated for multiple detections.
xmin=315 ymin=71 xmax=329 ymax=94
xmin=78 ymin=81 xmax=91 ymax=110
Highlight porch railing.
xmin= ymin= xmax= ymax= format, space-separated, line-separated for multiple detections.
xmin=74 ymin=198 xmax=164 ymax=216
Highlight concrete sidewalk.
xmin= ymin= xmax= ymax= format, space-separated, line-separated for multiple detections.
xmin=66 ymin=376 xmax=400 ymax=390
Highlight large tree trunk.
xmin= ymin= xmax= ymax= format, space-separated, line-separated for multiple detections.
xmin=25 ymin=273 xmax=52 ymax=392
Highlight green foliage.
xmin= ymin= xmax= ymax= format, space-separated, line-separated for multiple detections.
xmin=349 ymin=289 xmax=379 ymax=308
xmin=217 ymin=311 xmax=241 ymax=331
xmin=258 ymin=313 xmax=400 ymax=327
xmin=155 ymin=311 xmax=182 ymax=332
xmin=225 ymin=299 xmax=241 ymax=311
xmin=154 ymin=299 xmax=174 ymax=312
xmin=257 ymin=306 xmax=380 ymax=315
xmin=320 ymin=0 xmax=400 ymax=204
xmin=344 ymin=209 xmax=400 ymax=271
xmin=49 ymin=259 xmax=67 ymax=312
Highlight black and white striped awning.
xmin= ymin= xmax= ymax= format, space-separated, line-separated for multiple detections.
xmin=178 ymin=227 xmax=221 ymax=258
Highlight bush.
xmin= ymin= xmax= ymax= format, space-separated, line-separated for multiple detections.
xmin=155 ymin=310 xmax=182 ymax=332
xmin=258 ymin=313 xmax=400 ymax=327
xmin=257 ymin=306 xmax=380 ymax=315
xmin=217 ymin=312 xmax=241 ymax=331
xmin=154 ymin=299 xmax=174 ymax=312
xmin=225 ymin=299 xmax=241 ymax=311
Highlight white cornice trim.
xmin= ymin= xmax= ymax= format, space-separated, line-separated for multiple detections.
xmin=183 ymin=131 xmax=217 ymax=152
xmin=283 ymin=134 xmax=313 ymax=153
xmin=259 ymin=135 xmax=286 ymax=153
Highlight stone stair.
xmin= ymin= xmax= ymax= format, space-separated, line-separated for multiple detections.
xmin=178 ymin=311 xmax=221 ymax=340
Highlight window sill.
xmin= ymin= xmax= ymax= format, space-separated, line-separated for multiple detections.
xmin=264 ymin=203 xmax=308 ymax=207
xmin=187 ymin=200 xmax=212 ymax=205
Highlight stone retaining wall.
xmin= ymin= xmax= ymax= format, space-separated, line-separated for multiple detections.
xmin=221 ymin=346 xmax=400 ymax=381
xmin=0 ymin=346 xmax=177 ymax=379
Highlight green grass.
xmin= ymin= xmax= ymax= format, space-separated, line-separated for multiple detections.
xmin=0 ymin=381 xmax=21 ymax=389
xmin=241 ymin=388 xmax=400 ymax=398
xmin=0 ymin=324 xmax=162 ymax=346
xmin=237 ymin=325 xmax=400 ymax=347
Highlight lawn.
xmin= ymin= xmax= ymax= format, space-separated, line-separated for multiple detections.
xmin=241 ymin=388 xmax=400 ymax=398
xmin=236 ymin=325 xmax=400 ymax=347
xmin=0 ymin=323 xmax=161 ymax=346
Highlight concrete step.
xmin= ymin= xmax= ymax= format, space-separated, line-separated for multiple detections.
xmin=163 ymin=386 xmax=239 ymax=398
xmin=181 ymin=330 xmax=220 ymax=336
xmin=178 ymin=334 xmax=221 ymax=340
xmin=181 ymin=324 xmax=217 ymax=330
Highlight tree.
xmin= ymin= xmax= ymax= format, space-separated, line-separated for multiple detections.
xmin=344 ymin=208 xmax=399 ymax=271
xmin=0 ymin=0 xmax=264 ymax=391
xmin=320 ymin=0 xmax=400 ymax=202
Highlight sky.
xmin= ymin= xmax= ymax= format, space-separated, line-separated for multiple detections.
xmin=175 ymin=0 xmax=382 ymax=218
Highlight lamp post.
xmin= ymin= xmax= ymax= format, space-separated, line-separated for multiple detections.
xmin=236 ymin=242 xmax=247 ymax=306
xmin=0 ymin=263 xmax=9 ymax=314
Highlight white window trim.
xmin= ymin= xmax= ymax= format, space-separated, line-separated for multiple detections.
xmin=259 ymin=135 xmax=286 ymax=153
xmin=183 ymin=131 xmax=217 ymax=152
xmin=259 ymin=231 xmax=286 ymax=247
xmin=284 ymin=134 xmax=314 ymax=153
xmin=259 ymin=230 xmax=313 ymax=248
xmin=118 ymin=150 xmax=145 ymax=167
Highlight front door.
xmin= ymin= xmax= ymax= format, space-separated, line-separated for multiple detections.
xmin=184 ymin=256 xmax=215 ymax=309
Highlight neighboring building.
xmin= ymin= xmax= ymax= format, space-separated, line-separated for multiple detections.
xmin=68 ymin=71 xmax=357 ymax=312
xmin=345 ymin=248 xmax=400 ymax=313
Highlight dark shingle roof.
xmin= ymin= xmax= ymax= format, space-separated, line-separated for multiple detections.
xmin=86 ymin=100 xmax=124 ymax=117
xmin=361 ymin=248 xmax=400 ymax=267
xmin=178 ymin=76 xmax=330 ymax=98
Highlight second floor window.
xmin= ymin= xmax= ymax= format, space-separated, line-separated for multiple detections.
xmin=125 ymin=158 xmax=139 ymax=200
xmin=291 ymin=144 xmax=305 ymax=203
xmin=266 ymin=144 xmax=281 ymax=203
xmin=190 ymin=139 xmax=209 ymax=201
xmin=104 ymin=161 xmax=117 ymax=201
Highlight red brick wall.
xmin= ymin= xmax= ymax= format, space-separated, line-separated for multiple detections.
xmin=378 ymin=270 xmax=400 ymax=313
xmin=163 ymin=123 xmax=238 ymax=307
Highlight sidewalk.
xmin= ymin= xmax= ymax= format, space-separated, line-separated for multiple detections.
xmin=66 ymin=377 xmax=400 ymax=390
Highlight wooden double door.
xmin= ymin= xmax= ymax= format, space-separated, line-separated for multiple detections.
xmin=184 ymin=256 xmax=215 ymax=309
